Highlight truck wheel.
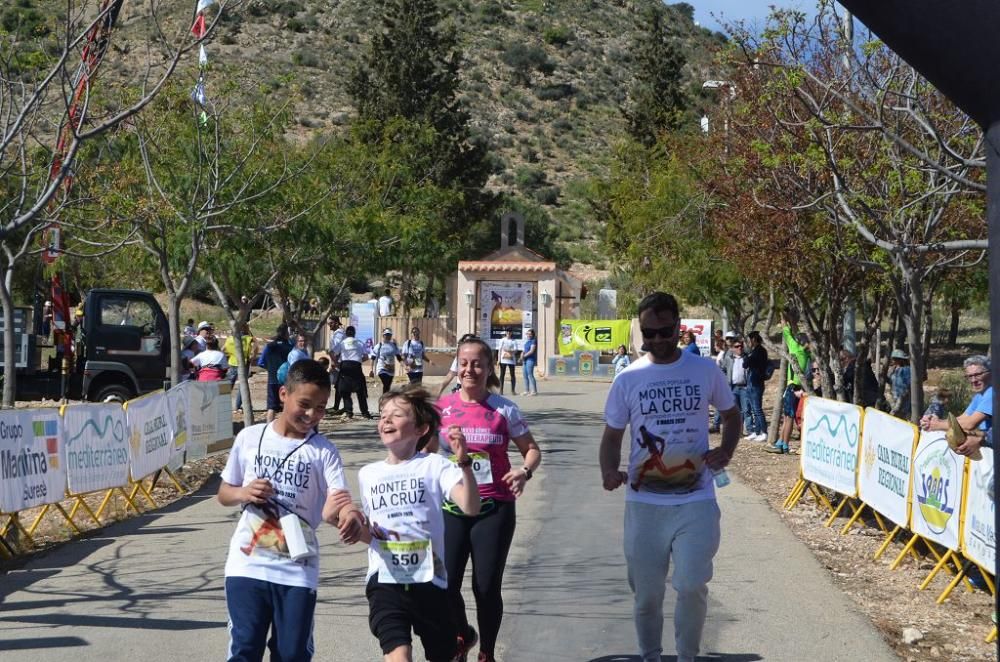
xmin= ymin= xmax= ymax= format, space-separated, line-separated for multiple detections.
xmin=94 ymin=384 xmax=133 ymax=403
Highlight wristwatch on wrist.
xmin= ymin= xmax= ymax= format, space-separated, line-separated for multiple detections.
xmin=522 ymin=466 xmax=533 ymax=481
xmin=456 ymin=456 xmax=473 ymax=469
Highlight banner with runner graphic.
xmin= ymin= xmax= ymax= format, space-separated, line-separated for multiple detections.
xmin=856 ymin=408 xmax=918 ymax=528
xmin=557 ymin=319 xmax=631 ymax=355
xmin=480 ymin=281 xmax=533 ymax=344
xmin=800 ymin=396 xmax=863 ymax=497
xmin=960 ymin=448 xmax=994 ymax=573
xmin=0 ymin=408 xmax=65 ymax=512
xmin=909 ymin=430 xmax=965 ymax=552
xmin=124 ymin=392 xmax=174 ymax=480
xmin=62 ymin=403 xmax=129 ymax=494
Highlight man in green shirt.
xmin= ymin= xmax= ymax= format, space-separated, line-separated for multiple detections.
xmin=766 ymin=312 xmax=811 ymax=454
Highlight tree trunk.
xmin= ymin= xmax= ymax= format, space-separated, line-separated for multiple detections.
xmin=767 ymin=357 xmax=788 ymax=445
xmin=0 ymin=276 xmax=16 ymax=408
xmin=165 ymin=292 xmax=182 ymax=388
xmin=947 ymin=297 xmax=961 ymax=347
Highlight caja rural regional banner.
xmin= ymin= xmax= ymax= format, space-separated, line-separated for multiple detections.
xmin=0 ymin=408 xmax=65 ymax=512
xmin=961 ymin=446 xmax=994 ymax=572
xmin=857 ymin=408 xmax=918 ymax=528
xmin=62 ymin=403 xmax=129 ymax=494
xmin=909 ymin=430 xmax=965 ymax=552
xmin=125 ymin=392 xmax=174 ymax=480
xmin=800 ymin=397 xmax=863 ymax=497
xmin=558 ymin=319 xmax=632 ymax=355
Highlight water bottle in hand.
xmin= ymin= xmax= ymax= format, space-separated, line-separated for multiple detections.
xmin=711 ymin=467 xmax=730 ymax=488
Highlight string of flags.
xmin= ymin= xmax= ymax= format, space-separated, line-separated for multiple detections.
xmin=190 ymin=0 xmax=216 ymax=126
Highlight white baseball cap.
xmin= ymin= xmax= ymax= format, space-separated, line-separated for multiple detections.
xmin=382 ymin=328 xmax=393 ymax=336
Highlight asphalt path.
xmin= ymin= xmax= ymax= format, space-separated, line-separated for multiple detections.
xmin=0 ymin=380 xmax=898 ymax=661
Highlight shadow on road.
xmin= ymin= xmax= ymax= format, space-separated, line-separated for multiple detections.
xmin=588 ymin=655 xmax=763 ymax=662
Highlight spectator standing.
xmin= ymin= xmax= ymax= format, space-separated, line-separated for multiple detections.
xmin=497 ymin=329 xmax=518 ymax=396
xmin=183 ymin=318 xmax=196 ymax=338
xmin=194 ymin=321 xmax=214 ymax=352
xmin=888 ymin=349 xmax=912 ymax=420
xmin=522 ymin=329 xmax=539 ymax=395
xmin=599 ymin=291 xmax=739 ymax=662
xmin=288 ymin=333 xmax=310 ymax=367
xmin=840 ymin=349 xmax=880 ymax=407
xmin=401 ymin=327 xmax=430 ymax=385
xmin=327 ymin=317 xmax=346 ymax=412
xmin=766 ymin=312 xmax=811 ymax=454
xmin=258 ymin=326 xmax=293 ymax=423
xmin=371 ymin=328 xmax=402 ymax=394
xmin=192 ymin=337 xmax=228 ymax=382
xmin=680 ymin=330 xmax=701 ymax=356
xmin=922 ymin=355 xmax=993 ymax=456
xmin=612 ymin=344 xmax=631 ymax=380
xmin=742 ymin=331 xmax=768 ymax=441
xmin=224 ymin=323 xmax=256 ymax=412
xmin=180 ymin=335 xmax=198 ymax=381
xmin=728 ymin=339 xmax=751 ymax=437
xmin=378 ymin=289 xmax=394 ymax=318
xmin=333 ymin=325 xmax=374 ymax=420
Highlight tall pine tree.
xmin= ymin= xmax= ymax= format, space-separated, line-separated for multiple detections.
xmin=623 ymin=7 xmax=689 ymax=147
xmin=348 ymin=0 xmax=496 ymax=313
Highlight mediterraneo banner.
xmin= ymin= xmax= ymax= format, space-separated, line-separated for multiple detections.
xmin=558 ymin=319 xmax=632 ymax=355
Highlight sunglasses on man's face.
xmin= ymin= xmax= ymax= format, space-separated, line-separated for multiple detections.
xmin=641 ymin=325 xmax=676 ymax=339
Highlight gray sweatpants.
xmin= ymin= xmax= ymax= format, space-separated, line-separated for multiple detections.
xmin=624 ymin=499 xmax=721 ymax=662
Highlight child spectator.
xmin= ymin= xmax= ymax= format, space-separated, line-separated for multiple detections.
xmin=217 ymin=359 xmax=364 ymax=661
xmin=334 ymin=386 xmax=480 ymax=662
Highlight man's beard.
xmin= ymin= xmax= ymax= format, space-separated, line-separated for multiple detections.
xmin=645 ymin=341 xmax=678 ymax=361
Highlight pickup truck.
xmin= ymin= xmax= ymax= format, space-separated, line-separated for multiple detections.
xmin=7 ymin=289 xmax=171 ymax=402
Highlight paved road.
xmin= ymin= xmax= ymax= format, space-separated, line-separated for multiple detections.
xmin=0 ymin=381 xmax=898 ymax=661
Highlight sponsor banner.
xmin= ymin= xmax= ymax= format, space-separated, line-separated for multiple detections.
xmin=63 ymin=404 xmax=129 ymax=494
xmin=125 ymin=392 xmax=174 ymax=480
xmin=350 ymin=302 xmax=377 ymax=356
xmin=481 ymin=281 xmax=533 ymax=344
xmin=910 ymin=431 xmax=964 ymax=551
xmin=961 ymin=447 xmax=994 ymax=573
xmin=680 ymin=319 xmax=713 ymax=356
xmin=558 ymin=319 xmax=631 ymax=356
xmin=857 ymin=408 xmax=918 ymax=528
xmin=0 ymin=408 xmax=66 ymax=512
xmin=187 ymin=381 xmax=232 ymax=458
xmin=166 ymin=381 xmax=191 ymax=457
xmin=800 ymin=396 xmax=863 ymax=497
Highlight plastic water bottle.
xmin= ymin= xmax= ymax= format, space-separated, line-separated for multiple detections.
xmin=711 ymin=467 xmax=731 ymax=488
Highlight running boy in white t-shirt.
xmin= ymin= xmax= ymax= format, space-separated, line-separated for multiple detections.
xmin=218 ymin=359 xmax=365 ymax=661
xmin=332 ymin=385 xmax=480 ymax=662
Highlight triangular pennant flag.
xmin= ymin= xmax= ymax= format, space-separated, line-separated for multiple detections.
xmin=191 ymin=80 xmax=208 ymax=107
xmin=196 ymin=0 xmax=216 ymax=13
xmin=190 ymin=13 xmax=207 ymax=39
xmin=199 ymin=45 xmax=208 ymax=68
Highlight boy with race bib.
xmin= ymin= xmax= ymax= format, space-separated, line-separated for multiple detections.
xmin=334 ymin=386 xmax=481 ymax=662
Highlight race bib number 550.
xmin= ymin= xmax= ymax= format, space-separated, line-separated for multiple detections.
xmin=376 ymin=539 xmax=433 ymax=584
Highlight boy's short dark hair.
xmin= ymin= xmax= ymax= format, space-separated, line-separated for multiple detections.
xmin=345 ymin=325 xmax=356 ymax=337
xmin=378 ymin=385 xmax=441 ymax=450
xmin=285 ymin=359 xmax=332 ymax=392
xmin=638 ymin=292 xmax=679 ymax=319
xmin=207 ymin=337 xmax=220 ymax=351
xmin=317 ymin=356 xmax=330 ymax=368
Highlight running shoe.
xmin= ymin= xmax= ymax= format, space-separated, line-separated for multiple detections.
xmin=741 ymin=434 xmax=756 ymax=442
xmin=764 ymin=441 xmax=789 ymax=454
xmin=753 ymin=433 xmax=767 ymax=442
xmin=455 ymin=626 xmax=478 ymax=662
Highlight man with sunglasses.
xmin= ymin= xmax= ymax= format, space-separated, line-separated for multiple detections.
xmin=921 ymin=355 xmax=993 ymax=454
xmin=599 ymin=291 xmax=740 ymax=662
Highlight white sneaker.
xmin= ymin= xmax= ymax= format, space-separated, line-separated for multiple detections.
xmin=753 ymin=433 xmax=767 ymax=442
xmin=741 ymin=434 xmax=756 ymax=442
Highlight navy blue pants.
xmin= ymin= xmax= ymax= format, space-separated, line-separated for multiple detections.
xmin=225 ymin=576 xmax=316 ymax=662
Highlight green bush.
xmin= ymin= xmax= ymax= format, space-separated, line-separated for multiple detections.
xmin=533 ymin=186 xmax=560 ymax=205
xmin=542 ymin=25 xmax=573 ymax=46
xmin=477 ymin=2 xmax=505 ymax=22
xmin=502 ymin=42 xmax=554 ymax=84
xmin=535 ymin=83 xmax=574 ymax=101
xmin=291 ymin=50 xmax=320 ymax=67
xmin=515 ymin=165 xmax=547 ymax=190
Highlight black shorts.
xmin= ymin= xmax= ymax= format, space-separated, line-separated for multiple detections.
xmin=366 ymin=576 xmax=457 ymax=662
xmin=267 ymin=383 xmax=283 ymax=412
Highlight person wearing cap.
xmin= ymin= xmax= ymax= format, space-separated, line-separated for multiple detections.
xmin=766 ymin=311 xmax=811 ymax=454
xmin=194 ymin=320 xmax=214 ymax=352
xmin=888 ymin=348 xmax=912 ymax=420
xmin=370 ymin=328 xmax=402 ymax=394
xmin=921 ymin=355 xmax=993 ymax=457
xmin=400 ymin=326 xmax=430 ymax=384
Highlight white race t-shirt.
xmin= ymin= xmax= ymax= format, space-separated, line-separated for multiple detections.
xmin=372 ymin=341 xmax=400 ymax=375
xmin=604 ymin=351 xmax=734 ymax=506
xmin=401 ymin=339 xmax=426 ymax=372
xmin=498 ymin=338 xmax=518 ymax=365
xmin=334 ymin=336 xmax=366 ymax=363
xmin=221 ymin=422 xmax=348 ymax=589
xmin=359 ymin=453 xmax=463 ymax=588
xmin=378 ymin=295 xmax=393 ymax=317
xmin=328 ymin=328 xmax=346 ymax=355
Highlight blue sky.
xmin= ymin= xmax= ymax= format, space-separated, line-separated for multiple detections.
xmin=688 ymin=0 xmax=818 ymax=33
